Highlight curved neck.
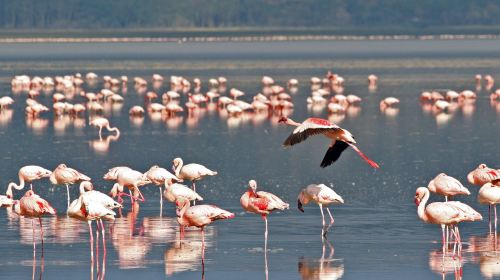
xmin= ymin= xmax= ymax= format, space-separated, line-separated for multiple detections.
xmin=286 ymin=118 xmax=301 ymax=127
xmin=417 ymin=190 xmax=430 ymax=223
xmin=173 ymin=163 xmax=182 ymax=177
xmin=107 ymin=125 xmax=120 ymax=137
xmin=79 ymin=181 xmax=92 ymax=194
xmin=8 ymin=178 xmax=24 ymax=191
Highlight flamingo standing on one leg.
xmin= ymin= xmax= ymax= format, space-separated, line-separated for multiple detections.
xmin=478 ymin=182 xmax=500 ymax=234
xmin=90 ymin=117 xmax=120 ymax=139
xmin=7 ymin=165 xmax=52 ymax=193
xmin=427 ymin=173 xmax=470 ymax=201
xmin=164 ymin=179 xmax=203 ymax=206
xmin=278 ymin=117 xmax=379 ymax=168
xmin=50 ymin=164 xmax=91 ymax=208
xmin=172 ymin=157 xmax=217 ymax=196
xmin=144 ymin=165 xmax=181 ymax=213
xmin=467 ymin=163 xmax=500 ymax=232
xmin=176 ymin=198 xmax=234 ymax=272
xmin=13 ymin=190 xmax=56 ymax=257
xmin=297 ymin=184 xmax=344 ymax=237
xmin=414 ymin=187 xmax=482 ymax=255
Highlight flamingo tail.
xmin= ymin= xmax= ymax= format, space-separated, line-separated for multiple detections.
xmin=348 ymin=143 xmax=380 ymax=169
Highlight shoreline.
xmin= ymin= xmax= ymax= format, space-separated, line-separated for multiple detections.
xmin=0 ymin=34 xmax=499 ymax=43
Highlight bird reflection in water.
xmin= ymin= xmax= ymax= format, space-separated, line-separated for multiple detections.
xmin=428 ymin=249 xmax=464 ymax=280
xmin=298 ymin=238 xmax=344 ymax=280
xmin=26 ymin=117 xmax=49 ymax=135
xmin=466 ymin=234 xmax=500 ymax=279
xmin=0 ymin=109 xmax=13 ymax=127
xmin=89 ymin=134 xmax=120 ymax=155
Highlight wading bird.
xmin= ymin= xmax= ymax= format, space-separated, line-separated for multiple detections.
xmin=90 ymin=117 xmax=120 ymax=139
xmin=50 ymin=164 xmax=91 ymax=208
xmin=7 ymin=165 xmax=52 ymax=193
xmin=278 ymin=117 xmax=379 ymax=168
xmin=427 ymin=173 xmax=470 ymax=201
xmin=172 ymin=158 xmax=218 ymax=195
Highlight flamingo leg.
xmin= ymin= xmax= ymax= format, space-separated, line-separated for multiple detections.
xmin=201 ymin=227 xmax=205 ymax=272
xmin=495 ymin=205 xmax=498 ymax=234
xmin=100 ymin=220 xmax=107 ymax=256
xmin=489 ymin=205 xmax=492 ymax=234
xmin=38 ymin=217 xmax=44 ymax=258
xmin=264 ymin=218 xmax=269 ymax=280
xmin=159 ymin=186 xmax=163 ymax=217
xmin=96 ymin=220 xmax=100 ymax=273
xmin=135 ymin=187 xmax=145 ymax=202
xmin=319 ymin=204 xmax=326 ymax=237
xmin=441 ymin=225 xmax=446 ymax=254
xmin=32 ymin=219 xmax=36 ymax=258
xmin=325 ymin=208 xmax=334 ymax=233
xmin=264 ymin=215 xmax=268 ymax=252
xmin=192 ymin=182 xmax=196 ymax=205
xmin=30 ymin=183 xmax=33 ymax=191
xmin=98 ymin=127 xmax=103 ymax=140
xmin=66 ymin=184 xmax=70 ymax=209
xmin=128 ymin=189 xmax=134 ymax=204
xmin=88 ymin=221 xmax=94 ymax=264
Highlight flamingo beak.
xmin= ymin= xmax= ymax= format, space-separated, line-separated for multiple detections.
xmin=414 ymin=197 xmax=420 ymax=206
xmin=298 ymin=199 xmax=304 ymax=212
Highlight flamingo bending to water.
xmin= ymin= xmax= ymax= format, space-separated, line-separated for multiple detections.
xmin=414 ymin=187 xmax=482 ymax=255
xmin=297 ymin=184 xmax=344 ymax=237
xmin=13 ymin=190 xmax=56 ymax=256
xmin=7 ymin=165 xmax=52 ymax=193
xmin=278 ymin=117 xmax=379 ymax=168
xmin=50 ymin=164 xmax=91 ymax=208
xmin=172 ymin=158 xmax=217 ymax=195
xmin=90 ymin=117 xmax=120 ymax=139
xmin=240 ymin=180 xmax=288 ymax=250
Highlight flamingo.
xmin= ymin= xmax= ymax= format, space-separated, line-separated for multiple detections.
xmin=240 ymin=180 xmax=289 ymax=252
xmin=172 ymin=158 xmax=218 ymax=194
xmin=414 ymin=187 xmax=482 ymax=255
xmin=13 ymin=190 xmax=56 ymax=256
xmin=144 ymin=165 xmax=181 ymax=212
xmin=478 ymin=182 xmax=500 ymax=233
xmin=7 ymin=165 xmax=52 ymax=193
xmin=297 ymin=184 xmax=344 ymax=237
xmin=278 ymin=117 xmax=379 ymax=168
xmin=90 ymin=117 xmax=120 ymax=139
xmin=467 ymin=164 xmax=500 ymax=186
xmin=68 ymin=184 xmax=119 ymax=263
xmin=427 ymin=173 xmax=470 ymax=201
xmin=176 ymin=198 xmax=234 ymax=269
xmin=0 ymin=185 xmax=14 ymax=207
xmin=110 ymin=168 xmax=150 ymax=203
xmin=164 ymin=179 xmax=203 ymax=206
xmin=50 ymin=164 xmax=91 ymax=208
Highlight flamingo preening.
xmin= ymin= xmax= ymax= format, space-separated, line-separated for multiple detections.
xmin=297 ymin=184 xmax=344 ymax=237
xmin=414 ymin=187 xmax=482 ymax=255
xmin=7 ymin=165 xmax=52 ymax=193
xmin=172 ymin=157 xmax=218 ymax=195
xmin=90 ymin=117 xmax=120 ymax=139
xmin=50 ymin=164 xmax=91 ymax=208
xmin=278 ymin=117 xmax=379 ymax=168
xmin=13 ymin=190 xmax=56 ymax=257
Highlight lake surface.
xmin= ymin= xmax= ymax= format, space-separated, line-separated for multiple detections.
xmin=0 ymin=39 xmax=499 ymax=280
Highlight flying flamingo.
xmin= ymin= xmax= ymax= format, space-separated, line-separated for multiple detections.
xmin=414 ymin=187 xmax=482 ymax=255
xmin=240 ymin=180 xmax=289 ymax=251
xmin=172 ymin=158 xmax=218 ymax=195
xmin=90 ymin=117 xmax=120 ymax=139
xmin=176 ymin=198 xmax=234 ymax=271
xmin=7 ymin=165 xmax=52 ymax=193
xmin=427 ymin=173 xmax=470 ymax=201
xmin=478 ymin=182 xmax=500 ymax=233
xmin=50 ymin=163 xmax=91 ymax=208
xmin=68 ymin=183 xmax=119 ymax=263
xmin=297 ymin=184 xmax=344 ymax=237
xmin=278 ymin=117 xmax=379 ymax=168
xmin=144 ymin=165 xmax=181 ymax=212
xmin=13 ymin=190 xmax=56 ymax=256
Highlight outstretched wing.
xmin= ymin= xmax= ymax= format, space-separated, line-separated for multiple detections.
xmin=320 ymin=141 xmax=349 ymax=168
xmin=283 ymin=118 xmax=341 ymax=147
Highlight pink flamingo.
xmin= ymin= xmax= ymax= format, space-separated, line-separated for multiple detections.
xmin=427 ymin=173 xmax=470 ymax=201
xmin=278 ymin=117 xmax=379 ymax=168
xmin=90 ymin=117 xmax=120 ymax=139
xmin=13 ymin=190 xmax=56 ymax=256
xmin=172 ymin=158 xmax=218 ymax=194
xmin=176 ymin=198 xmax=234 ymax=270
xmin=164 ymin=180 xmax=203 ymax=207
xmin=109 ymin=168 xmax=150 ymax=203
xmin=478 ymin=182 xmax=500 ymax=233
xmin=240 ymin=180 xmax=289 ymax=249
xmin=414 ymin=187 xmax=482 ymax=255
xmin=7 ymin=165 xmax=52 ymax=193
xmin=467 ymin=164 xmax=500 ymax=186
xmin=0 ymin=185 xmax=14 ymax=207
xmin=50 ymin=163 xmax=91 ymax=208
xmin=297 ymin=184 xmax=344 ymax=237
xmin=144 ymin=165 xmax=181 ymax=211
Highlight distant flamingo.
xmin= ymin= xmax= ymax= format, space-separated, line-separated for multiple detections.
xmin=478 ymin=182 xmax=500 ymax=233
xmin=240 ymin=180 xmax=288 ymax=251
xmin=414 ymin=187 xmax=482 ymax=255
xmin=172 ymin=158 xmax=218 ymax=195
xmin=50 ymin=164 xmax=91 ymax=208
xmin=90 ymin=117 xmax=120 ymax=139
xmin=13 ymin=190 xmax=56 ymax=256
xmin=278 ymin=117 xmax=379 ymax=168
xmin=176 ymin=198 xmax=234 ymax=269
xmin=297 ymin=184 xmax=344 ymax=237
xmin=427 ymin=173 xmax=470 ymax=201
xmin=7 ymin=165 xmax=52 ymax=193
xmin=144 ymin=165 xmax=181 ymax=212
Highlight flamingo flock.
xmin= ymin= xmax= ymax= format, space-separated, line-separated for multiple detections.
xmin=1 ymin=70 xmax=499 ymax=279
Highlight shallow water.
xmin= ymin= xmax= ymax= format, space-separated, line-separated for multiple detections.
xmin=0 ymin=40 xmax=499 ymax=280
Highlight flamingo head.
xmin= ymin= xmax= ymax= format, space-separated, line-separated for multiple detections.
xmin=414 ymin=188 xmax=426 ymax=206
xmin=248 ymin=180 xmax=257 ymax=194
xmin=478 ymin=163 xmax=487 ymax=169
xmin=172 ymin=158 xmax=183 ymax=171
xmin=278 ymin=116 xmax=288 ymax=124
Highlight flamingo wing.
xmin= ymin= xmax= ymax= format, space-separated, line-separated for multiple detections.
xmin=256 ymin=191 xmax=289 ymax=210
xmin=320 ymin=141 xmax=349 ymax=168
xmin=283 ymin=118 xmax=341 ymax=147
